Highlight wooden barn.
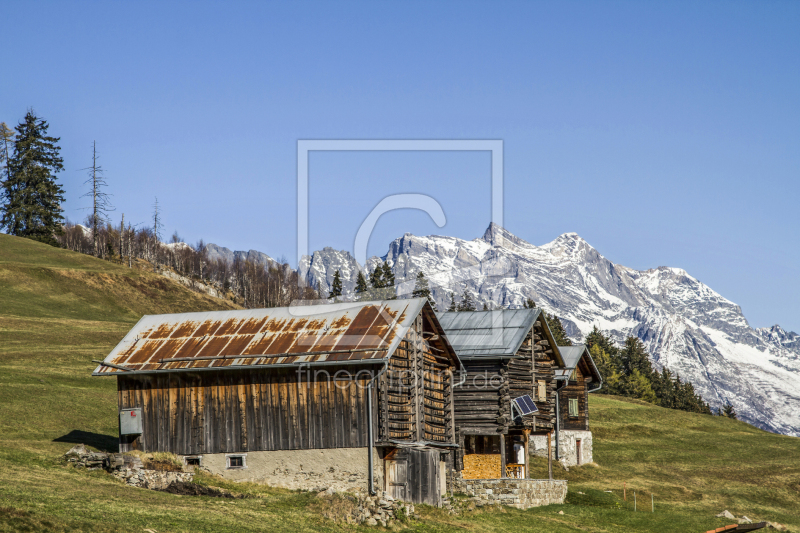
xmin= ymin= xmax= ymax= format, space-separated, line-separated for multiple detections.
xmin=436 ymin=309 xmax=566 ymax=481
xmin=550 ymin=344 xmax=602 ymax=466
xmin=93 ymin=298 xmax=462 ymax=506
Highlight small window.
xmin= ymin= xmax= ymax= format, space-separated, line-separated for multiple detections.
xmin=568 ymin=398 xmax=579 ymax=417
xmin=537 ymin=380 xmax=547 ymax=401
xmin=227 ymin=455 xmax=245 ymax=469
xmin=184 ymin=457 xmax=201 ymax=467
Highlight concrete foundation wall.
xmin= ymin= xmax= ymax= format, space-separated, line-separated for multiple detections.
xmin=189 ymin=447 xmax=384 ymax=493
xmin=451 ymin=477 xmax=567 ymax=509
xmin=530 ymin=430 xmax=593 ymax=467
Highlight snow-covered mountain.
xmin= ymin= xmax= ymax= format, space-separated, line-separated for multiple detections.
xmin=301 ymin=223 xmax=800 ymax=436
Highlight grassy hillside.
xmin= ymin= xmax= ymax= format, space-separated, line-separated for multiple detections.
xmin=1 ymin=234 xmax=798 ymax=532
xmin=0 ymin=234 xmax=240 ymax=451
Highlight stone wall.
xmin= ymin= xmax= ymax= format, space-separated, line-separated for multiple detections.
xmin=530 ymin=430 xmax=593 ymax=467
xmin=451 ymin=476 xmax=567 ymax=509
xmin=112 ymin=468 xmax=193 ymax=489
xmin=64 ymin=444 xmax=194 ymax=489
xmin=193 ymin=447 xmax=384 ymax=493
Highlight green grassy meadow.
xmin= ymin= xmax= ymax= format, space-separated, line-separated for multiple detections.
xmin=1 ymin=233 xmax=798 ymax=532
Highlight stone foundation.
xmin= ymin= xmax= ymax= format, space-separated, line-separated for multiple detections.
xmin=530 ymin=430 xmax=593 ymax=467
xmin=192 ymin=447 xmax=384 ymax=493
xmin=451 ymin=476 xmax=567 ymax=509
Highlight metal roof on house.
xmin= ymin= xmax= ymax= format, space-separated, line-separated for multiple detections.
xmin=558 ymin=346 xmax=586 ymax=369
xmin=553 ymin=344 xmax=603 ymax=384
xmin=436 ymin=309 xmax=542 ymax=358
xmin=93 ymin=298 xmax=445 ymax=375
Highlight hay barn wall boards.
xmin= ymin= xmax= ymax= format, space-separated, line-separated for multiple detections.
xmin=93 ymin=298 xmax=462 ymax=506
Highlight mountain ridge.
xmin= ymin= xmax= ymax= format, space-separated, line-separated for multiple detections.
xmin=297 ymin=223 xmax=800 ymax=436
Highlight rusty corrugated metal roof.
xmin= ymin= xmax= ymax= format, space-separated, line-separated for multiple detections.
xmin=93 ymin=298 xmax=430 ymax=375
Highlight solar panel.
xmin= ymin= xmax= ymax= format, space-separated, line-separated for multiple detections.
xmin=512 ymin=394 xmax=539 ymax=416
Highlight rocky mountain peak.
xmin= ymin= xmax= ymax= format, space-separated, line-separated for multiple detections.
xmin=207 ymin=226 xmax=800 ymax=437
xmin=300 ymin=226 xmax=800 ymax=437
xmin=481 ymin=222 xmax=533 ymax=249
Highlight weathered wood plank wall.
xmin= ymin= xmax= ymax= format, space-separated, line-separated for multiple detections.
xmin=118 ymin=366 xmax=376 ymax=454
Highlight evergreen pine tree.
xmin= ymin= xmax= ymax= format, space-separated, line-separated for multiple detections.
xmin=411 ymin=271 xmax=436 ymax=310
xmin=446 ymin=293 xmax=457 ymax=312
xmin=354 ymin=271 xmax=369 ymax=298
xmin=482 ymin=302 xmax=488 ymax=311
xmin=523 ymin=298 xmax=536 ymax=309
xmin=584 ymin=328 xmax=712 ymax=414
xmin=651 ymin=368 xmax=675 ymax=409
xmin=585 ymin=326 xmax=620 ymax=358
xmin=381 ymin=261 xmax=395 ymax=287
xmin=457 ymin=289 xmax=476 ymax=311
xmin=544 ymin=312 xmax=573 ymax=346
xmin=0 ymin=111 xmax=65 ymax=246
xmin=618 ymin=336 xmax=654 ymax=376
xmin=369 ymin=265 xmax=385 ymax=290
xmin=329 ymin=270 xmax=343 ymax=300
xmin=381 ymin=261 xmax=396 ymax=299
xmin=722 ymin=403 xmax=737 ymax=419
xmin=589 ymin=344 xmax=622 ymax=395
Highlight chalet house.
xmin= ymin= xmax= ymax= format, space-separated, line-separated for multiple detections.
xmin=93 ymin=298 xmax=462 ymax=506
xmin=532 ymin=344 xmax=602 ymax=467
xmin=437 ymin=309 xmax=567 ymax=498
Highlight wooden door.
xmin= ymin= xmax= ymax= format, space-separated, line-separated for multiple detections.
xmin=385 ymin=459 xmax=408 ymax=501
xmin=387 ymin=448 xmax=442 ymax=506
xmin=407 ymin=448 xmax=441 ymax=506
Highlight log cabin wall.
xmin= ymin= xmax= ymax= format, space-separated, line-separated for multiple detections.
xmin=559 ymin=365 xmax=590 ymax=431
xmin=377 ymin=314 xmax=455 ymax=444
xmin=505 ymin=329 xmax=535 ymax=428
xmin=452 ymin=319 xmax=559 ymax=436
xmin=531 ymin=320 xmax=558 ymax=432
xmin=117 ymin=365 xmax=377 ymax=454
xmin=452 ymin=358 xmax=506 ymax=435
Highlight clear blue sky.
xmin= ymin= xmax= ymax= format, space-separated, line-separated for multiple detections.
xmin=2 ymin=1 xmax=798 ymax=332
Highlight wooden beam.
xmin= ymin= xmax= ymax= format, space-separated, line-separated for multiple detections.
xmin=415 ymin=316 xmax=424 ymax=442
xmin=547 ymin=430 xmax=553 ymax=480
xmin=500 ymin=433 xmax=507 ymax=478
xmin=93 ymin=360 xmax=132 ymax=372
xmin=523 ymin=429 xmax=531 ymax=479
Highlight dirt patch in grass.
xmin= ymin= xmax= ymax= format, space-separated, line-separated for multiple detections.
xmin=158 ymin=481 xmax=244 ymax=498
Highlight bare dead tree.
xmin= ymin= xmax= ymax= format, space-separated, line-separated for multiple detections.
xmin=81 ymin=141 xmax=114 ymax=256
